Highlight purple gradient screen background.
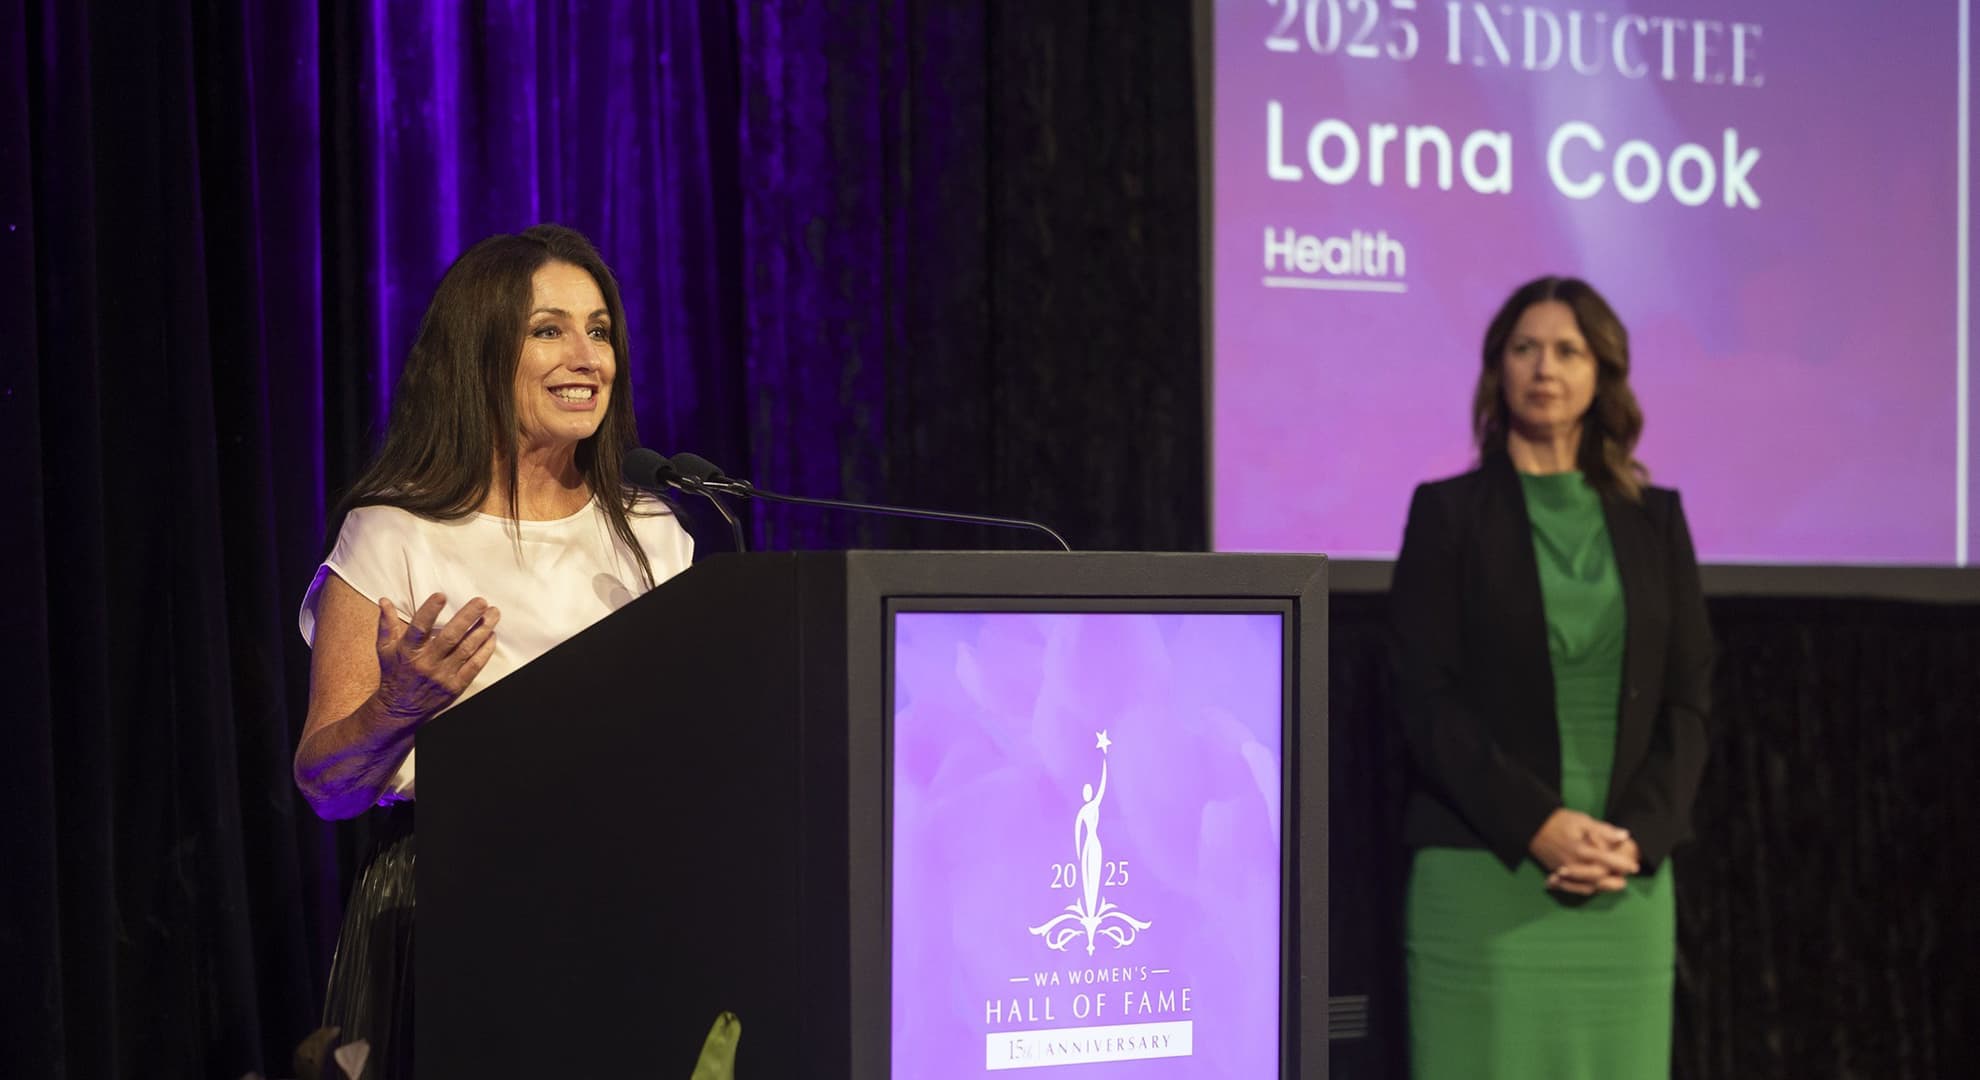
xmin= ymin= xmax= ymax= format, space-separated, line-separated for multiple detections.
xmin=891 ymin=612 xmax=1285 ymax=1077
xmin=1213 ymin=0 xmax=1977 ymax=565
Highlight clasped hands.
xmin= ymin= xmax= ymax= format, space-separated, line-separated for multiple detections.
xmin=1529 ymin=808 xmax=1639 ymax=896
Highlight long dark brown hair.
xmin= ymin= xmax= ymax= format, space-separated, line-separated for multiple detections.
xmin=331 ymin=224 xmax=659 ymax=587
xmin=1472 ymin=275 xmax=1648 ymax=502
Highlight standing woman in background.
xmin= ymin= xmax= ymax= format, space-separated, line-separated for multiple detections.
xmin=1389 ymin=276 xmax=1713 ymax=1078
xmin=292 ymin=225 xmax=694 ymax=1076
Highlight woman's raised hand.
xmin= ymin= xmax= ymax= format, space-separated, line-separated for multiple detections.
xmin=1529 ymin=808 xmax=1638 ymax=895
xmin=373 ymin=593 xmax=500 ymax=724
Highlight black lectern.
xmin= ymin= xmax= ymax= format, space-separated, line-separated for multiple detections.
xmin=420 ymin=551 xmax=1327 ymax=1078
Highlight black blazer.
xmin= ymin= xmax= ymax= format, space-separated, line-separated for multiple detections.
xmin=1388 ymin=451 xmax=1714 ymax=872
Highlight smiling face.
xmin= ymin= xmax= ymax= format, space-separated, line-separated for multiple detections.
xmin=1499 ymin=299 xmax=1598 ymax=442
xmin=514 ymin=260 xmax=617 ymax=452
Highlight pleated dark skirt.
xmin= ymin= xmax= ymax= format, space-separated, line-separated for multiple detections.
xmin=322 ymin=804 xmax=416 ymax=1079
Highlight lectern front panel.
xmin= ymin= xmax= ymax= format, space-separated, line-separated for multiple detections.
xmin=889 ymin=610 xmax=1287 ymax=1077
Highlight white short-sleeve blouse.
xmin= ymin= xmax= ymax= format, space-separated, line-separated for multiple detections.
xmin=299 ymin=496 xmax=694 ymax=801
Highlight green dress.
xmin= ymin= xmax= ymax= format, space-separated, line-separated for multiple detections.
xmin=1404 ymin=470 xmax=1675 ymax=1079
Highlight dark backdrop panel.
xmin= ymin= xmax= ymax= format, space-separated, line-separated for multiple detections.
xmin=1326 ymin=594 xmax=1980 ymax=1080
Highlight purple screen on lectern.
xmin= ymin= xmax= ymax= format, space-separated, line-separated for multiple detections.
xmin=890 ymin=611 xmax=1285 ymax=1077
xmin=1212 ymin=0 xmax=1977 ymax=565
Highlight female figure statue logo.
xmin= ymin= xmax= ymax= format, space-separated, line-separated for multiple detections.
xmin=1029 ymin=730 xmax=1153 ymax=955
xmin=1076 ymin=759 xmax=1108 ymax=926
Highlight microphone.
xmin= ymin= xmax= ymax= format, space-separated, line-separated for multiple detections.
xmin=667 ymin=452 xmax=733 ymax=487
xmin=622 ymin=447 xmax=748 ymax=552
xmin=635 ymin=448 xmax=1072 ymax=552
xmin=623 ymin=446 xmax=684 ymax=486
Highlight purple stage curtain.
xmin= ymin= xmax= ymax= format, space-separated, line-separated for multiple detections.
xmin=318 ymin=1 xmax=746 ymax=523
xmin=4 ymin=1 xmax=1203 ymax=1075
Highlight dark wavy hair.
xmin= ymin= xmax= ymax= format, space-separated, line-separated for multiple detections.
xmin=1472 ymin=275 xmax=1647 ymax=502
xmin=331 ymin=224 xmax=658 ymax=587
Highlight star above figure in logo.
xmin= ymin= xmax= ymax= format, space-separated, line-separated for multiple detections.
xmin=1095 ymin=729 xmax=1112 ymax=753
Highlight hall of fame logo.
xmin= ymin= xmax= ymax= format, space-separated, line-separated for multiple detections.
xmin=1027 ymin=730 xmax=1153 ymax=956
xmin=981 ymin=727 xmax=1195 ymax=1068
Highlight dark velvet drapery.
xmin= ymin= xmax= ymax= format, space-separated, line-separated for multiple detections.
xmin=4 ymin=1 xmax=1974 ymax=1077
xmin=5 ymin=2 xmax=1200 ymax=1075
xmin=313 ymin=0 xmax=1204 ymax=555
xmin=7 ymin=3 xmax=338 ymax=1076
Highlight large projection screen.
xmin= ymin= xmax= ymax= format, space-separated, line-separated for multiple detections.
xmin=1208 ymin=0 xmax=1977 ymax=569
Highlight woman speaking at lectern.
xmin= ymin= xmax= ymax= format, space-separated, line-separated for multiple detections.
xmin=1388 ymin=276 xmax=1713 ymax=1078
xmin=292 ymin=225 xmax=693 ymax=1073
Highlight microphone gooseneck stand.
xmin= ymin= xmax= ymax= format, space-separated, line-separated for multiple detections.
xmin=666 ymin=450 xmax=1071 ymax=552
xmin=687 ymin=477 xmax=1073 ymax=553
